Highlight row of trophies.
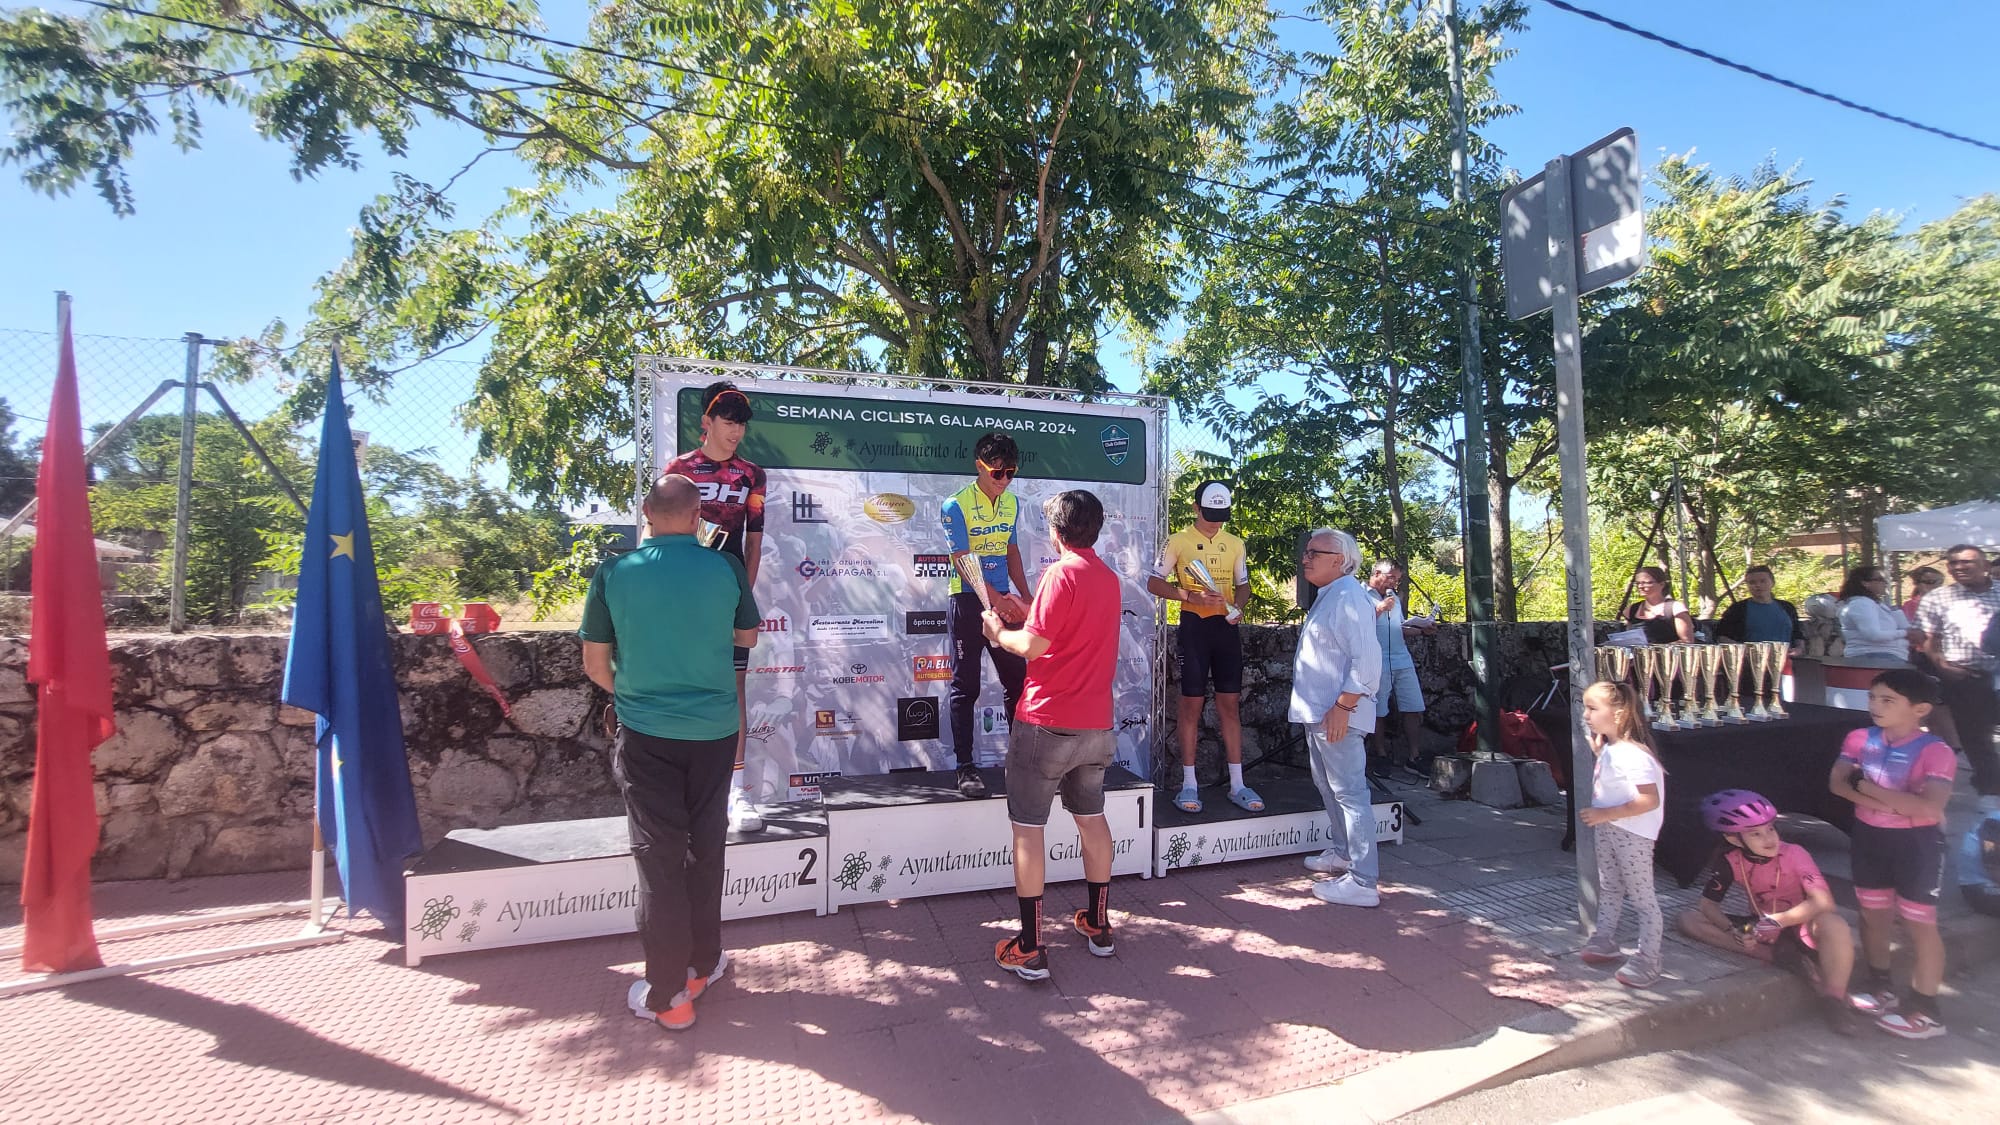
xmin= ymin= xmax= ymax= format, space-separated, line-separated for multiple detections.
xmin=1592 ymin=641 xmax=1792 ymax=730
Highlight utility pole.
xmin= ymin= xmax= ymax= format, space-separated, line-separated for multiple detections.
xmin=1445 ymin=0 xmax=1499 ymax=754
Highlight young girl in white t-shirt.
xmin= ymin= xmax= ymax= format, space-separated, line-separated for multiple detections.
xmin=1577 ymin=680 xmax=1667 ymax=988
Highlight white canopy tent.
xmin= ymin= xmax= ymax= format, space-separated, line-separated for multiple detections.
xmin=1875 ymin=500 xmax=2000 ymax=553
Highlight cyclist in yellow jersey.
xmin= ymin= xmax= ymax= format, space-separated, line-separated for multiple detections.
xmin=1148 ymin=480 xmax=1260 ymax=814
xmin=940 ymin=433 xmax=1032 ymax=798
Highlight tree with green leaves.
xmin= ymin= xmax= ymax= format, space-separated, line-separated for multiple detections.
xmin=89 ymin=411 xmax=311 ymax=622
xmin=1149 ymin=0 xmax=1523 ymax=574
xmin=0 ymin=397 xmax=35 ymax=516
xmin=4 ymin=0 xmax=1274 ymax=505
xmin=1577 ymin=158 xmax=1979 ymax=610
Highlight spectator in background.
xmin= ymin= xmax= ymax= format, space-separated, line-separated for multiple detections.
xmin=1624 ymin=566 xmax=1694 ymax=644
xmin=1838 ymin=566 xmax=1920 ymax=663
xmin=1902 ymin=567 xmax=1943 ymax=623
xmin=1716 ymin=565 xmax=1803 ymax=649
xmin=1917 ymin=544 xmax=2000 ymax=803
xmin=1365 ymin=559 xmax=1433 ymax=778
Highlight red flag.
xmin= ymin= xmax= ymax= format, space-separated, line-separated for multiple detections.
xmin=21 ymin=304 xmax=115 ymax=974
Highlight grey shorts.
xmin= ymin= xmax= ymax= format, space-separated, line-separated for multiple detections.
xmin=1004 ymin=721 xmax=1115 ymax=827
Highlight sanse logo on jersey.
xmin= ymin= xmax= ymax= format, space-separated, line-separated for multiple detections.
xmin=698 ymin=481 xmax=752 ymax=505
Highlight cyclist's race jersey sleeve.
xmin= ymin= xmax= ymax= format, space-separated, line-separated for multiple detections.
xmin=940 ymin=484 xmax=1018 ymax=596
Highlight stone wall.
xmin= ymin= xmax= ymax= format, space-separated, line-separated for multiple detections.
xmin=0 ymin=631 xmax=621 ymax=883
xmin=1 ymin=622 xmax=1588 ymax=882
xmin=1160 ymin=621 xmax=1585 ymax=784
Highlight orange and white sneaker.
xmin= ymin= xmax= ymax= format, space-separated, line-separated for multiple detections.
xmin=994 ymin=936 xmax=1051 ymax=981
xmin=627 ymin=979 xmax=698 ymax=1031
xmin=1071 ymin=910 xmax=1116 ymax=957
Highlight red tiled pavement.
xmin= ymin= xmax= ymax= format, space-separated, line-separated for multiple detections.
xmin=0 ymin=836 xmax=1596 ymax=1125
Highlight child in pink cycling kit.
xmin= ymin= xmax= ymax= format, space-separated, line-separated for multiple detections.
xmin=1677 ymin=789 xmax=1859 ymax=1035
xmin=1830 ymin=668 xmax=1956 ymax=1039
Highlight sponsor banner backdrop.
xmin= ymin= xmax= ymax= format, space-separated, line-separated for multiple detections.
xmin=656 ymin=371 xmax=1162 ymax=797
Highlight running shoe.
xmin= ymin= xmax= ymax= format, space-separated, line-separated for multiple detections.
xmin=1302 ymin=849 xmax=1350 ymax=875
xmin=956 ymin=763 xmax=988 ymax=799
xmin=994 ymin=936 xmax=1050 ymax=981
xmin=627 ymin=980 xmax=698 ymax=1030
xmin=1310 ymin=873 xmax=1380 ymax=908
xmin=1578 ymin=947 xmax=1626 ymax=967
xmin=1849 ymin=987 xmax=1898 ymax=1015
xmin=1876 ymin=1010 xmax=1947 ymax=1040
xmin=728 ymin=788 xmax=765 ymax=834
xmin=1072 ymin=910 xmax=1115 ymax=957
xmin=689 ymin=950 xmax=730 ymax=995
xmin=1614 ymin=963 xmax=1662 ymax=989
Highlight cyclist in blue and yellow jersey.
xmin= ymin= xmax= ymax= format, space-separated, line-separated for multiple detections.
xmin=1148 ymin=480 xmax=1260 ymax=815
xmin=941 ymin=433 xmax=1033 ymax=798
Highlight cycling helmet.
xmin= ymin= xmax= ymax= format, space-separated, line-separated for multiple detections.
xmin=1701 ymin=789 xmax=1777 ymax=834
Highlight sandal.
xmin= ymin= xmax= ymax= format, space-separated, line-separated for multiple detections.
xmin=1174 ymin=786 xmax=1202 ymax=813
xmin=1227 ymin=786 xmax=1265 ymax=813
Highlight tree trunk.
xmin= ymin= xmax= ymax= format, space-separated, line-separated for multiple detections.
xmin=1376 ymin=236 xmax=1407 ymax=566
xmin=1489 ymin=468 xmax=1516 ymax=622
xmin=1486 ymin=392 xmax=1517 ymax=621
xmin=1383 ymin=382 xmax=1407 ymax=566
xmin=1024 ymin=235 xmax=1062 ymax=386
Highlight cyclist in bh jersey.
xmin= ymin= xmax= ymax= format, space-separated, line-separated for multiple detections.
xmin=663 ymin=382 xmax=767 ymax=833
xmin=940 ymin=432 xmax=1032 ymax=799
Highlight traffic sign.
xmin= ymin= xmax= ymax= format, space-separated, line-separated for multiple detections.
xmin=1500 ymin=127 xmax=1645 ymax=319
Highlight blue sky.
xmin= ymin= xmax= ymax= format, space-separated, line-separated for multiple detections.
xmin=1 ymin=0 xmax=1994 ymax=475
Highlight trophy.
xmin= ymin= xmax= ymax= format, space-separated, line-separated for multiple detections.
xmin=1763 ymin=640 xmax=1790 ymax=719
xmin=697 ymin=518 xmax=728 ymax=551
xmin=1631 ymin=645 xmax=1659 ymax=726
xmin=1593 ymin=645 xmax=1631 ymax=691
xmin=1648 ymin=645 xmax=1682 ymax=730
xmin=1690 ymin=645 xmax=1721 ymax=726
xmin=1718 ymin=643 xmax=1748 ymax=723
xmin=1743 ymin=643 xmax=1772 ymax=721
xmin=1184 ymin=558 xmax=1244 ymax=624
xmin=951 ymin=553 xmax=994 ymax=611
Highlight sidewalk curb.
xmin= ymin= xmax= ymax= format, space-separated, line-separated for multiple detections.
xmin=1190 ymin=911 xmax=2000 ymax=1125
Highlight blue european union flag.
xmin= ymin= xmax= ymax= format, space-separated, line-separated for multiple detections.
xmin=281 ymin=359 xmax=423 ymax=931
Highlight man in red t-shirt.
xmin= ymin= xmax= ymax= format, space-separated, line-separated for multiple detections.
xmin=980 ymin=490 xmax=1122 ymax=982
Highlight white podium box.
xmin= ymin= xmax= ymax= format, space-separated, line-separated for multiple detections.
xmin=1152 ymin=778 xmax=1403 ymax=876
xmin=820 ymin=767 xmax=1154 ymax=909
xmin=403 ymin=805 xmax=826 ymax=966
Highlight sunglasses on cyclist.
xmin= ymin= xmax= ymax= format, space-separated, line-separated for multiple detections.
xmin=977 ymin=459 xmax=1018 ymax=481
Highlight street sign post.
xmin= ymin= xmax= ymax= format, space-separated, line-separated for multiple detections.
xmin=1500 ymin=127 xmax=1645 ymax=318
xmin=1502 ymin=128 xmax=1645 ymax=931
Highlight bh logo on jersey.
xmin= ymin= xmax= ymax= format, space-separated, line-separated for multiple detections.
xmin=698 ymin=481 xmax=753 ymax=505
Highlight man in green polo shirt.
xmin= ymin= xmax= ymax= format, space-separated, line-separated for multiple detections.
xmin=580 ymin=473 xmax=759 ymax=1032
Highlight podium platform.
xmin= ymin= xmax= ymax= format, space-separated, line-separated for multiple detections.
xmin=403 ymin=803 xmax=826 ymax=966
xmin=1153 ymin=775 xmax=1403 ymax=876
xmin=818 ymin=766 xmax=1153 ymax=909
xmin=399 ymin=769 xmax=1404 ymax=966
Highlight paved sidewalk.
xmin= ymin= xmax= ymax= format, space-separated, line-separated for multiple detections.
xmin=3 ymin=771 xmax=1993 ymax=1124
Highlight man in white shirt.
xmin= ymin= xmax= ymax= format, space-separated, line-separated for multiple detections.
xmin=1291 ymin=528 xmax=1384 ymax=907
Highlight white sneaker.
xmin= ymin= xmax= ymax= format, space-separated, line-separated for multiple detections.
xmin=1310 ymin=873 xmax=1380 ymax=908
xmin=1303 ymin=849 xmax=1350 ymax=875
xmin=728 ymin=788 xmax=765 ymax=834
